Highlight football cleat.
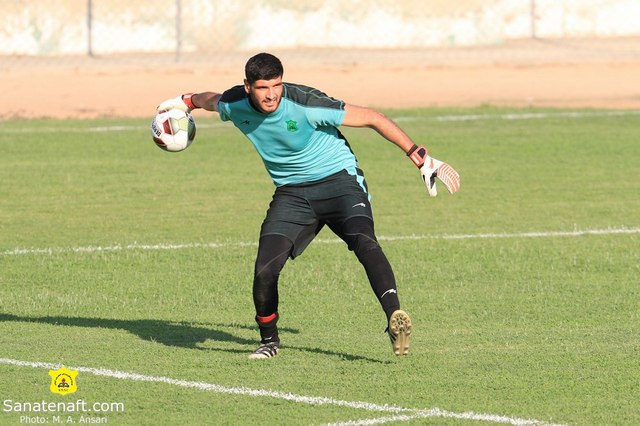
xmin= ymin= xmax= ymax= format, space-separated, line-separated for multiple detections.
xmin=248 ymin=342 xmax=279 ymax=359
xmin=387 ymin=310 xmax=412 ymax=356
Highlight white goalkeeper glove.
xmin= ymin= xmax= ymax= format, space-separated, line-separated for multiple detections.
xmin=407 ymin=144 xmax=460 ymax=197
xmin=156 ymin=93 xmax=197 ymax=113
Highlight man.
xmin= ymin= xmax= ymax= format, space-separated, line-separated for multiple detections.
xmin=157 ymin=52 xmax=460 ymax=359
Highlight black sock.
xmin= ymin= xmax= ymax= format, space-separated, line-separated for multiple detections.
xmin=256 ymin=313 xmax=279 ymax=344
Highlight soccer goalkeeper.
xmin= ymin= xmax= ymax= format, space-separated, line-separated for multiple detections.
xmin=157 ymin=52 xmax=460 ymax=359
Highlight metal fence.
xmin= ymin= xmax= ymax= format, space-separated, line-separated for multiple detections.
xmin=2 ymin=0 xmax=640 ymax=66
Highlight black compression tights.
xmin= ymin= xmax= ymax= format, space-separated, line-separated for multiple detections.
xmin=253 ymin=234 xmax=292 ymax=317
xmin=252 ymin=217 xmax=400 ymax=320
xmin=334 ymin=216 xmax=400 ymax=320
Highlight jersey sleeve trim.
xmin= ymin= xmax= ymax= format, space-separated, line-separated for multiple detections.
xmin=220 ymin=85 xmax=247 ymax=104
xmin=283 ymin=83 xmax=345 ymax=111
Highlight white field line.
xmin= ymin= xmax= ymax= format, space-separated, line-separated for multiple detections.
xmin=0 ymin=357 xmax=563 ymax=426
xmin=326 ymin=409 xmax=563 ymax=426
xmin=0 ymin=122 xmax=229 ymax=134
xmin=2 ymin=227 xmax=638 ymax=257
xmin=3 ymin=110 xmax=640 ymax=134
xmin=395 ymin=109 xmax=640 ymax=123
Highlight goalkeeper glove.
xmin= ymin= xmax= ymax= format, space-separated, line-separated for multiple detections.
xmin=407 ymin=144 xmax=460 ymax=197
xmin=157 ymin=93 xmax=197 ymax=113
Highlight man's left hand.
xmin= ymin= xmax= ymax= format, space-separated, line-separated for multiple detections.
xmin=407 ymin=144 xmax=460 ymax=197
xmin=419 ymin=156 xmax=460 ymax=197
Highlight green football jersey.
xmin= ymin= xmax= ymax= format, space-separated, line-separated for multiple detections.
xmin=217 ymin=83 xmax=360 ymax=187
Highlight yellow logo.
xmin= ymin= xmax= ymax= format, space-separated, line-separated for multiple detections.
xmin=48 ymin=366 xmax=78 ymax=395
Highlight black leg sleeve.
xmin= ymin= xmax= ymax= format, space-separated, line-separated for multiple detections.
xmin=335 ymin=216 xmax=401 ymax=320
xmin=253 ymin=234 xmax=293 ymax=317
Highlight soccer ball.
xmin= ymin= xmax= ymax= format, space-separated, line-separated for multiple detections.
xmin=151 ymin=108 xmax=196 ymax=152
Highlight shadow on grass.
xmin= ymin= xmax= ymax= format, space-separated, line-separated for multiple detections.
xmin=0 ymin=313 xmax=389 ymax=363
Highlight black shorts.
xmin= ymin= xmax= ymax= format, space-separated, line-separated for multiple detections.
xmin=260 ymin=169 xmax=373 ymax=258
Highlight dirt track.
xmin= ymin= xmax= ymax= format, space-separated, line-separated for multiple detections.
xmin=3 ymin=43 xmax=640 ymax=119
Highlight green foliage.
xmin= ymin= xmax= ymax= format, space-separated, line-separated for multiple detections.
xmin=1 ymin=109 xmax=638 ymax=425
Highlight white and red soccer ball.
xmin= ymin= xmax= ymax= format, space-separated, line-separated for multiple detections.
xmin=151 ymin=108 xmax=196 ymax=152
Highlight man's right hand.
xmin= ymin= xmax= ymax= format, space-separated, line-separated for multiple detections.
xmin=157 ymin=94 xmax=195 ymax=113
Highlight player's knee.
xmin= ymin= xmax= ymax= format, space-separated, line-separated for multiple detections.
xmin=253 ymin=235 xmax=291 ymax=285
xmin=352 ymin=234 xmax=381 ymax=257
xmin=254 ymin=255 xmax=284 ymax=288
xmin=341 ymin=217 xmax=380 ymax=255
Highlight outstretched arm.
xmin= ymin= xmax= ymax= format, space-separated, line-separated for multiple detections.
xmin=341 ymin=103 xmax=460 ymax=196
xmin=157 ymin=92 xmax=222 ymax=113
xmin=189 ymin=92 xmax=222 ymax=112
xmin=342 ymin=104 xmax=416 ymax=153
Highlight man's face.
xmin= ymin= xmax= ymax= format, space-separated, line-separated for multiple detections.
xmin=244 ymin=76 xmax=283 ymax=114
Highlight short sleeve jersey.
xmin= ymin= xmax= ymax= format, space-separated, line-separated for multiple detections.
xmin=217 ymin=83 xmax=358 ymax=186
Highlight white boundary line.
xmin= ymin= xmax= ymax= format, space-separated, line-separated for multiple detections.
xmin=0 ymin=122 xmax=229 ymax=134
xmin=396 ymin=109 xmax=640 ymax=123
xmin=0 ymin=357 xmax=563 ymax=426
xmin=2 ymin=227 xmax=638 ymax=257
xmin=3 ymin=110 xmax=640 ymax=134
xmin=325 ymin=409 xmax=564 ymax=426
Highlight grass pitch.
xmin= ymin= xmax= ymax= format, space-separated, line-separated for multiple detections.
xmin=1 ymin=108 xmax=639 ymax=425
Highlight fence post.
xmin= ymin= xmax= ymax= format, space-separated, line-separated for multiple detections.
xmin=530 ymin=0 xmax=537 ymax=39
xmin=87 ymin=0 xmax=93 ymax=56
xmin=176 ymin=0 xmax=182 ymax=62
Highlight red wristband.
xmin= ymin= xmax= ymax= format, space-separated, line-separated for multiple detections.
xmin=182 ymin=93 xmax=197 ymax=110
xmin=407 ymin=144 xmax=428 ymax=168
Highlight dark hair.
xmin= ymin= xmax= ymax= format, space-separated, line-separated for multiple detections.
xmin=245 ymin=52 xmax=284 ymax=84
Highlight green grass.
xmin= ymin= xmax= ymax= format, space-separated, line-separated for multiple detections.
xmin=1 ymin=108 xmax=639 ymax=425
